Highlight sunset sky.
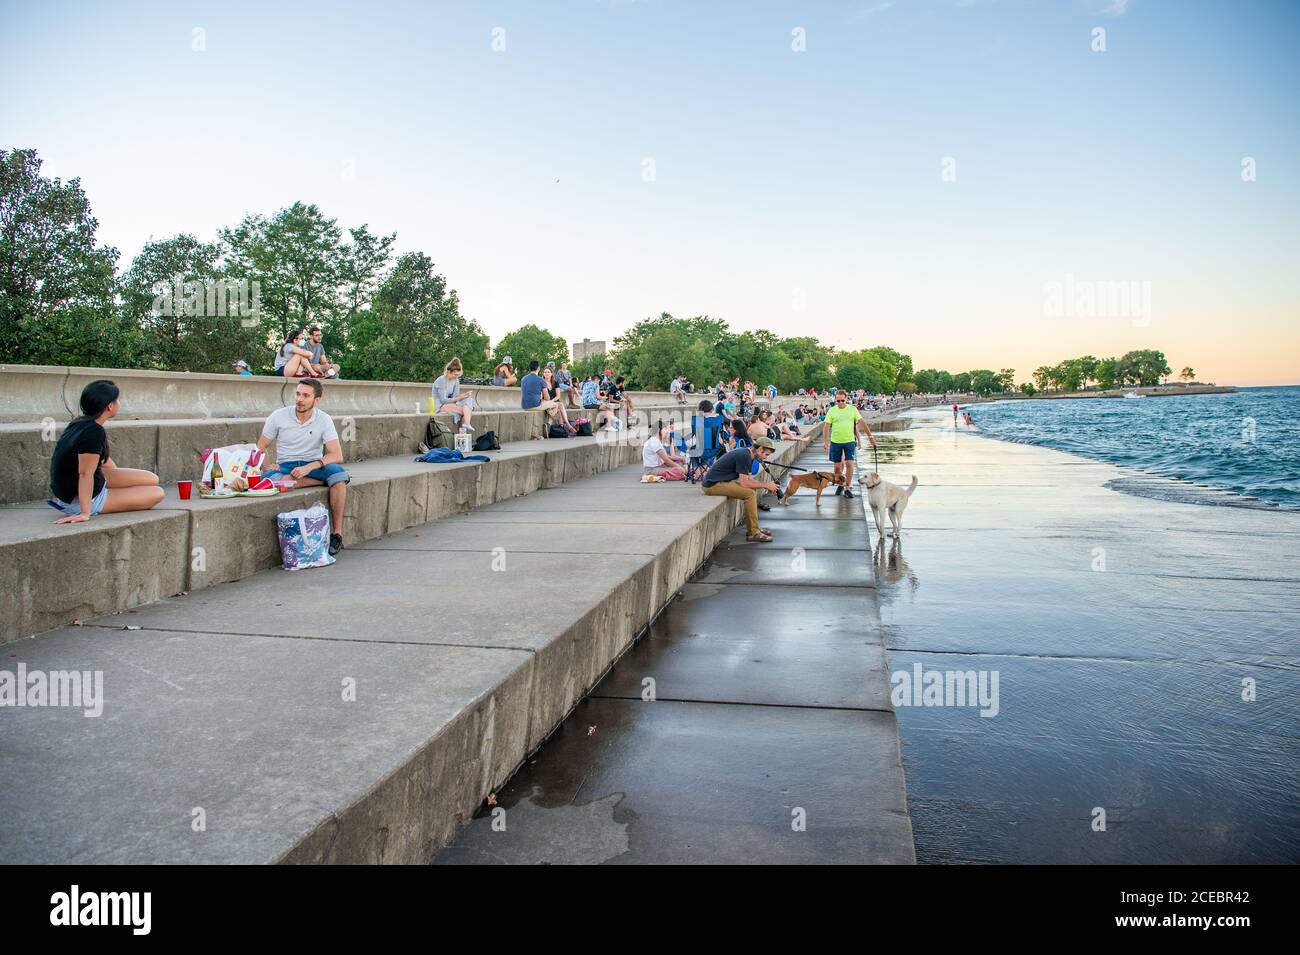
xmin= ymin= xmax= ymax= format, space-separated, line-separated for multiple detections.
xmin=3 ymin=0 xmax=1297 ymax=385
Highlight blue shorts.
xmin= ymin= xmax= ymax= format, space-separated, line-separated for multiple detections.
xmin=829 ymin=441 xmax=857 ymax=463
xmin=49 ymin=483 xmax=110 ymax=516
xmin=266 ymin=460 xmax=351 ymax=487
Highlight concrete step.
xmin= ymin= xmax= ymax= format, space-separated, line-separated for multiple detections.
xmin=0 ymin=433 xmax=668 ymax=645
xmin=0 ymin=430 xmax=817 ymax=863
xmin=0 ymin=404 xmax=703 ymax=506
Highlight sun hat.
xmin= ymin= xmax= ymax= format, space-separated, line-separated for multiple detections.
xmin=752 ymin=437 xmax=776 ymax=450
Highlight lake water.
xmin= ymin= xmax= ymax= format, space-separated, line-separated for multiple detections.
xmin=966 ymin=386 xmax=1300 ymax=510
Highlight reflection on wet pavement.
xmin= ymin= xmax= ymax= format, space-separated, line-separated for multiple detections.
xmin=872 ymin=409 xmax=1300 ymax=863
xmin=435 ymin=448 xmax=915 ymax=864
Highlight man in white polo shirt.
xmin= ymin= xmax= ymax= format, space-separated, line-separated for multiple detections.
xmin=256 ymin=378 xmax=350 ymax=556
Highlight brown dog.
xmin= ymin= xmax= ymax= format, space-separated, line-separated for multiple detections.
xmin=779 ymin=470 xmax=844 ymax=506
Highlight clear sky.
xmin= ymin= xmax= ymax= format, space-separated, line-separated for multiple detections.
xmin=3 ymin=0 xmax=1297 ymax=385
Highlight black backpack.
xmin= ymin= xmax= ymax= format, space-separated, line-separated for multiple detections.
xmin=473 ymin=430 xmax=500 ymax=451
xmin=574 ymin=421 xmax=593 ymax=437
xmin=547 ymin=424 xmax=569 ymax=439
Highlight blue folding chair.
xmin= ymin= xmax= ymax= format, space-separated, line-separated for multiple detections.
xmin=686 ymin=413 xmax=725 ymax=484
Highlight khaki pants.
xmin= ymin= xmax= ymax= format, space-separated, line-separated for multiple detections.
xmin=703 ymin=480 xmax=760 ymax=535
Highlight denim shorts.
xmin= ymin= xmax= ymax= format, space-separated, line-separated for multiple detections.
xmin=829 ymin=441 xmax=857 ymax=463
xmin=266 ymin=460 xmax=351 ymax=487
xmin=49 ymin=483 xmax=110 ymax=516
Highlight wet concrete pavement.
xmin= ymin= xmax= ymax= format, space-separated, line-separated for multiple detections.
xmin=876 ymin=409 xmax=1300 ymax=863
xmin=435 ymin=413 xmax=1299 ymax=863
xmin=434 ymin=448 xmax=915 ymax=864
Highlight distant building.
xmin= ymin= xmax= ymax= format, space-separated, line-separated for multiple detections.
xmin=572 ymin=338 xmax=606 ymax=362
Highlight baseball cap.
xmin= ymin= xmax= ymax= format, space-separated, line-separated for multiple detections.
xmin=502 ymin=356 xmax=512 ymax=365
xmin=232 ymin=359 xmax=249 ymax=369
xmin=752 ymin=437 xmax=776 ymax=450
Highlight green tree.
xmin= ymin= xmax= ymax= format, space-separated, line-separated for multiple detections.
xmin=0 ymin=148 xmax=137 ymax=366
xmin=998 ymin=368 xmax=1016 ymax=392
xmin=776 ymin=335 xmax=835 ymax=389
xmin=969 ymin=369 xmax=1002 ymax=396
xmin=772 ymin=355 xmax=805 ymax=393
xmin=866 ymin=346 xmax=912 ymax=392
xmin=626 ymin=326 xmax=715 ymax=390
xmin=570 ymin=352 xmax=610 ymax=381
xmin=836 ymin=363 xmax=870 ymax=392
xmin=729 ymin=329 xmax=782 ymax=387
xmin=913 ymin=368 xmax=955 ymax=394
xmin=808 ymin=369 xmax=835 ymax=392
xmin=333 ymin=223 xmax=396 ymax=361
xmin=1077 ymin=355 xmax=1099 ymax=389
xmin=1055 ymin=359 xmax=1084 ymax=392
xmin=1095 ymin=357 xmax=1118 ymax=390
xmin=493 ymin=323 xmax=568 ymax=369
xmin=220 ymin=203 xmax=393 ymax=362
xmin=120 ymin=234 xmax=265 ymax=372
xmin=1020 ymin=382 xmax=1037 ymax=396
xmin=951 ymin=371 xmax=972 ymax=392
xmin=1180 ymin=366 xmax=1195 ymax=382
xmin=346 ymin=252 xmax=488 ymax=382
xmin=1116 ymin=349 xmax=1170 ymax=386
xmin=612 ymin=313 xmax=741 ymax=387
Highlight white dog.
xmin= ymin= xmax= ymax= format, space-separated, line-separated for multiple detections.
xmin=859 ymin=472 xmax=918 ymax=539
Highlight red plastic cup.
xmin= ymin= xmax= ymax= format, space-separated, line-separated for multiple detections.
xmin=177 ymin=480 xmax=193 ymax=500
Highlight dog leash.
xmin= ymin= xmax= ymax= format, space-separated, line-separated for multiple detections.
xmin=763 ymin=460 xmax=814 ymax=474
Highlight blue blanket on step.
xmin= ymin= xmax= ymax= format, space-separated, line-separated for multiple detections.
xmin=415 ymin=448 xmax=490 ymax=464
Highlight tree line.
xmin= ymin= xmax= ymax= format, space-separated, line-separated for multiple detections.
xmin=1 ymin=147 xmax=1187 ymax=396
xmin=1 ymin=148 xmax=487 ymax=381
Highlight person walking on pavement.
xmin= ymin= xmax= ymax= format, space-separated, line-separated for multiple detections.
xmin=823 ymin=391 xmax=875 ymax=498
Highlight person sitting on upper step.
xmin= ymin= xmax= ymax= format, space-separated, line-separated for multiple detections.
xmin=493 ymin=356 xmax=517 ymax=387
xmin=432 ymin=357 xmax=476 ymax=433
xmin=606 ymin=375 xmax=637 ymax=425
xmin=580 ymin=375 xmax=618 ymax=431
xmin=257 ymin=378 xmax=350 ymax=557
xmin=49 ymin=380 xmax=165 ymax=524
xmin=273 ymin=327 xmax=316 ymax=378
xmin=520 ymin=360 xmax=576 ymax=434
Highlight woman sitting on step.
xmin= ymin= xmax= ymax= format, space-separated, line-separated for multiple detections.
xmin=273 ymin=328 xmax=316 ymax=377
xmin=49 ymin=380 xmax=165 ymax=524
xmin=432 ymin=357 xmax=476 ymax=432
xmin=642 ymin=420 xmax=687 ymax=480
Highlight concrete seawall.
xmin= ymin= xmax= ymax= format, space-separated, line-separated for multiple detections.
xmin=0 ymin=363 xmax=694 ymax=422
xmin=0 ymin=429 xmax=819 ymax=863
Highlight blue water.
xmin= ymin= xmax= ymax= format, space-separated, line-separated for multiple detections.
xmin=966 ymin=386 xmax=1300 ymax=510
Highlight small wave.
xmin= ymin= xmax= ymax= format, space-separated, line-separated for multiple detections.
xmin=1103 ymin=475 xmax=1280 ymax=510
